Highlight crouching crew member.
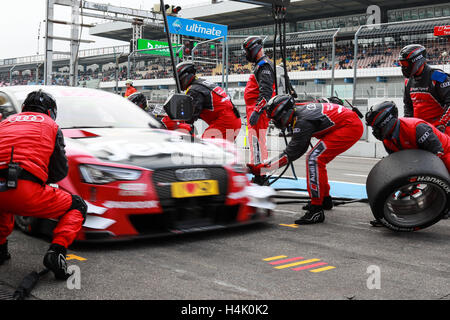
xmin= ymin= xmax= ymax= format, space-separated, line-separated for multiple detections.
xmin=366 ymin=101 xmax=450 ymax=225
xmin=247 ymin=95 xmax=364 ymax=225
xmin=162 ymin=62 xmax=241 ymax=142
xmin=366 ymin=101 xmax=450 ymax=170
xmin=0 ymin=90 xmax=87 ymax=280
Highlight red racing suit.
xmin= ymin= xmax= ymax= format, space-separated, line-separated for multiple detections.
xmin=382 ymin=117 xmax=450 ymax=171
xmin=404 ymin=65 xmax=450 ymax=135
xmin=244 ymin=55 xmax=276 ymax=164
xmin=124 ymin=85 xmax=137 ymax=98
xmin=162 ymin=78 xmax=241 ymax=142
xmin=262 ymin=102 xmax=363 ymax=206
xmin=0 ymin=112 xmax=84 ymax=248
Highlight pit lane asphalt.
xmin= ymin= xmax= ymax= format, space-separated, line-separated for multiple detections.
xmin=0 ymin=155 xmax=449 ymax=300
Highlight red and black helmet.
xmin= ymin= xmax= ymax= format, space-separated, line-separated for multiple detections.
xmin=398 ymin=44 xmax=427 ymax=78
xmin=127 ymin=92 xmax=148 ymax=110
xmin=176 ymin=61 xmax=196 ymax=91
xmin=365 ymin=101 xmax=398 ymax=140
xmin=266 ymin=94 xmax=295 ymax=130
xmin=242 ymin=36 xmax=263 ymax=63
xmin=22 ymin=89 xmax=57 ymax=120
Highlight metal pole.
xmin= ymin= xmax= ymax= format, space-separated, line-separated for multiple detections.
xmin=352 ymin=26 xmax=363 ymax=104
xmin=9 ymin=65 xmax=16 ymax=86
xmin=176 ymin=45 xmax=184 ymax=64
xmin=160 ymin=0 xmax=181 ymax=93
xmin=221 ymin=37 xmax=225 ymax=88
xmin=36 ymin=63 xmax=42 ymax=84
xmin=175 ymin=34 xmax=181 ymax=65
xmin=69 ymin=1 xmax=80 ymax=87
xmin=114 ymin=49 xmax=119 ymax=94
xmin=330 ymin=28 xmax=340 ymax=97
xmin=127 ymin=50 xmax=134 ymax=80
xmin=225 ymin=38 xmax=229 ymax=93
xmin=44 ymin=0 xmax=54 ymax=85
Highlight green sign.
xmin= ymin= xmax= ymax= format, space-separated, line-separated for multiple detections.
xmin=137 ymin=39 xmax=182 ymax=57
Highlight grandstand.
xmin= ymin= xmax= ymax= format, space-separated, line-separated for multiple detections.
xmin=1 ymin=1 xmax=449 ymax=126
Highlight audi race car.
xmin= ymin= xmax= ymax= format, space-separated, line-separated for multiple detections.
xmin=0 ymin=86 xmax=274 ymax=241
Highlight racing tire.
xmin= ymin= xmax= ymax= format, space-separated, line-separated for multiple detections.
xmin=366 ymin=149 xmax=450 ymax=232
xmin=15 ymin=216 xmax=42 ymax=235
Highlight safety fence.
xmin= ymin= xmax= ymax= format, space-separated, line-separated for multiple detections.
xmin=1 ymin=17 xmax=449 ymax=105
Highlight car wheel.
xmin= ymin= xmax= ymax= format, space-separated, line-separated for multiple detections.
xmin=366 ymin=149 xmax=450 ymax=231
xmin=15 ymin=216 xmax=42 ymax=235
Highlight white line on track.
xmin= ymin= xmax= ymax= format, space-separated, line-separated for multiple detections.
xmin=344 ymin=173 xmax=368 ymax=178
xmin=280 ymin=175 xmax=366 ymax=186
xmin=336 ymin=155 xmax=381 ymax=162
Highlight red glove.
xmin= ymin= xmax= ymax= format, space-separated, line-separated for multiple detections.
xmin=162 ymin=116 xmax=194 ymax=135
xmin=249 ymin=98 xmax=267 ymax=126
xmin=247 ymin=163 xmax=269 ymax=176
xmin=176 ymin=123 xmax=194 ymax=135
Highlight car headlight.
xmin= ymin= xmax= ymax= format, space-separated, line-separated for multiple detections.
xmin=79 ymin=164 xmax=142 ymax=184
xmin=230 ymin=163 xmax=248 ymax=174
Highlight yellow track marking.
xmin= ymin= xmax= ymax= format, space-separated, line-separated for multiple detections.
xmin=274 ymin=259 xmax=320 ymax=269
xmin=310 ymin=266 xmax=336 ymax=273
xmin=66 ymin=254 xmax=87 ymax=261
xmin=263 ymin=255 xmax=288 ymax=261
xmin=280 ymin=224 xmax=299 ymax=228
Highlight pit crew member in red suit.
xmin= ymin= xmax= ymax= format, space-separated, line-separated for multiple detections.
xmin=400 ymin=44 xmax=450 ymax=135
xmin=0 ymin=90 xmax=87 ymax=280
xmin=247 ymin=95 xmax=364 ymax=225
xmin=162 ymin=61 xmax=241 ymax=142
xmin=365 ymin=100 xmax=450 ymax=226
xmin=243 ymin=36 xmax=277 ymax=165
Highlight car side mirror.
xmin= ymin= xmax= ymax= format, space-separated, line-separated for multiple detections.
xmin=163 ymin=93 xmax=194 ymax=122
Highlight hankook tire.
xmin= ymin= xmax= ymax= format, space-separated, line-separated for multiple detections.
xmin=366 ymin=149 xmax=450 ymax=231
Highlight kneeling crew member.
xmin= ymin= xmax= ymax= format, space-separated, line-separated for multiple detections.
xmin=162 ymin=62 xmax=241 ymax=142
xmin=366 ymin=101 xmax=450 ymax=225
xmin=0 ymin=90 xmax=87 ymax=280
xmin=366 ymin=101 xmax=450 ymax=170
xmin=247 ymin=95 xmax=364 ymax=225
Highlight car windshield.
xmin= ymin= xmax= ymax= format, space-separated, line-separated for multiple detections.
xmin=12 ymin=87 xmax=161 ymax=129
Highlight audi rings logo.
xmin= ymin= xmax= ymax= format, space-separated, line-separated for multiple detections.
xmin=306 ymin=103 xmax=317 ymax=111
xmin=175 ymin=168 xmax=210 ymax=181
xmin=8 ymin=115 xmax=45 ymax=123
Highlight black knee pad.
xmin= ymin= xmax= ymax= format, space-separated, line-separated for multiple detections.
xmin=69 ymin=195 xmax=88 ymax=223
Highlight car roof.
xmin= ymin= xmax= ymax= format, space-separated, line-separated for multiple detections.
xmin=1 ymin=85 xmax=111 ymax=97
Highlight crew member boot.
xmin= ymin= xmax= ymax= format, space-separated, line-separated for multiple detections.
xmin=295 ymin=205 xmax=325 ymax=225
xmin=43 ymin=243 xmax=72 ymax=280
xmin=0 ymin=241 xmax=11 ymax=265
